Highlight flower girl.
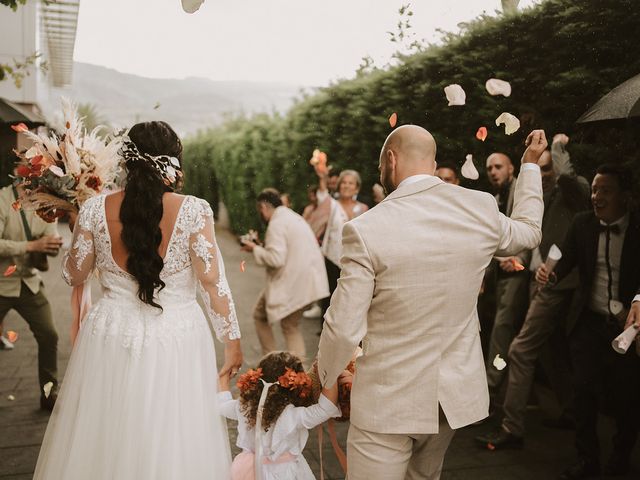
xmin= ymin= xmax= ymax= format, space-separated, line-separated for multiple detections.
xmin=218 ymin=351 xmax=340 ymax=479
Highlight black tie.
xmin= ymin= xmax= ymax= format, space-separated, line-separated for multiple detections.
xmin=598 ymin=224 xmax=621 ymax=234
xmin=600 ymin=224 xmax=620 ymax=317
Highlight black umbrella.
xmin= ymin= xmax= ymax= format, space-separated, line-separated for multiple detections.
xmin=0 ymin=97 xmax=45 ymax=127
xmin=577 ymin=73 xmax=640 ymax=123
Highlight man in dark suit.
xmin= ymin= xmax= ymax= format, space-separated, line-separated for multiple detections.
xmin=476 ymin=134 xmax=590 ymax=449
xmin=537 ymin=163 xmax=640 ymax=479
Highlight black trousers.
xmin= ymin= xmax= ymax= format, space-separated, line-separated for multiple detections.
xmin=569 ymin=308 xmax=640 ymax=463
xmin=320 ymin=257 xmax=341 ymax=315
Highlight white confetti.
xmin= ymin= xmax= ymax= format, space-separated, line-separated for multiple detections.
xmin=461 ymin=154 xmax=479 ymax=180
xmin=48 ymin=165 xmax=65 ymax=177
xmin=485 ymin=78 xmax=512 ymax=97
xmin=444 ymin=84 xmax=466 ymax=106
xmin=181 ymin=0 xmax=204 ymax=13
xmin=7 ymin=394 xmax=15 ymax=401
xmin=495 ymin=112 xmax=521 ymax=135
xmin=609 ymin=300 xmax=624 ymax=316
xmin=493 ymin=354 xmax=507 ymax=371
xmin=43 ymin=382 xmax=54 ymax=399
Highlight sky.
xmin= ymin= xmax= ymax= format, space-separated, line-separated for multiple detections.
xmin=73 ymin=0 xmax=539 ymax=86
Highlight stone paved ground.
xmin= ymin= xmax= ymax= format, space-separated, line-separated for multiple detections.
xmin=0 ymin=225 xmax=638 ymax=479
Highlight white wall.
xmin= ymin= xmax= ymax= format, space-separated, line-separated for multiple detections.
xmin=0 ymin=2 xmax=44 ymax=105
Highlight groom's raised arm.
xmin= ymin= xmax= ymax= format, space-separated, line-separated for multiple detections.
xmin=317 ymin=220 xmax=374 ymax=388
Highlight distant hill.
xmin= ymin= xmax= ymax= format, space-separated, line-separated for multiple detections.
xmin=43 ymin=63 xmax=305 ymax=136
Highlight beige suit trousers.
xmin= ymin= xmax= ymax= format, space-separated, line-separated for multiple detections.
xmin=253 ymin=291 xmax=306 ymax=360
xmin=347 ymin=410 xmax=455 ymax=480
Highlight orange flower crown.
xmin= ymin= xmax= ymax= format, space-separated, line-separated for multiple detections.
xmin=237 ymin=367 xmax=313 ymax=399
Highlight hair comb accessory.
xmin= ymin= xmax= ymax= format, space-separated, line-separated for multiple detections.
xmin=119 ymin=135 xmax=183 ymax=190
xmin=236 ymin=368 xmax=263 ymax=392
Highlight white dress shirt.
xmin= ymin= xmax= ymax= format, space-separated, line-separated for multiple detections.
xmin=588 ymin=213 xmax=629 ymax=315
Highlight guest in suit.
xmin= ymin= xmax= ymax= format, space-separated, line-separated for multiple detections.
xmin=485 ymin=152 xmax=532 ymax=395
xmin=435 ymin=162 xmax=460 ymax=185
xmin=241 ymin=189 xmax=329 ymax=360
xmin=317 ymin=125 xmax=546 ymax=479
xmin=537 ymin=164 xmax=640 ymax=479
xmin=476 ymin=133 xmax=590 ymax=449
xmin=0 ymin=184 xmax=62 ymax=410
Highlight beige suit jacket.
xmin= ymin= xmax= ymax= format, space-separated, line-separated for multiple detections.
xmin=253 ymin=206 xmax=329 ymax=323
xmin=0 ymin=185 xmax=59 ymax=297
xmin=317 ymin=166 xmax=543 ymax=434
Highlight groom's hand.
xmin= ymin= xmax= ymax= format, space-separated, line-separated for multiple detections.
xmin=522 ymin=129 xmax=548 ymax=164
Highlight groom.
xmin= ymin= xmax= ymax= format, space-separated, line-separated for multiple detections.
xmin=317 ymin=125 xmax=546 ymax=479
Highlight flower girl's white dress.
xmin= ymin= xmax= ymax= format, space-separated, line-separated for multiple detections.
xmin=34 ymin=195 xmax=240 ymax=480
xmin=218 ymin=392 xmax=340 ymax=479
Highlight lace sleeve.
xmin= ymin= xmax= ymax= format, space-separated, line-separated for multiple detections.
xmin=189 ymin=199 xmax=241 ymax=342
xmin=62 ymin=200 xmax=97 ymax=286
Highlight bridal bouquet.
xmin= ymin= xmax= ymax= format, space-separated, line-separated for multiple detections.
xmin=12 ymin=98 xmax=122 ymax=222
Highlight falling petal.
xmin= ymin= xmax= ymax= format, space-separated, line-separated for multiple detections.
xmin=495 ymin=112 xmax=520 ymax=135
xmin=389 ymin=112 xmax=398 ymax=128
xmin=11 ymin=123 xmax=28 ymax=133
xmin=511 ymin=259 xmax=525 ymax=271
xmin=3 ymin=265 xmax=17 ymax=277
xmin=43 ymin=382 xmax=54 ymax=398
xmin=153 ymin=102 xmax=161 ymax=110
xmin=485 ymin=78 xmax=512 ymax=97
xmin=444 ymin=84 xmax=466 ymax=106
xmin=609 ymin=300 xmax=624 ymax=316
xmin=461 ymin=154 xmax=479 ymax=180
xmin=48 ymin=165 xmax=65 ymax=177
xmin=182 ymin=0 xmax=204 ymax=13
xmin=7 ymin=395 xmax=15 ymax=401
xmin=11 ymin=200 xmax=21 ymax=211
xmin=493 ymin=354 xmax=507 ymax=371
xmin=240 ymin=261 xmax=246 ymax=273
xmin=6 ymin=331 xmax=18 ymax=343
xmin=309 ymin=149 xmax=321 ymax=166
xmin=476 ymin=127 xmax=488 ymax=142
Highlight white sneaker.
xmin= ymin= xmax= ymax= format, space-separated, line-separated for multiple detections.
xmin=0 ymin=335 xmax=15 ymax=350
xmin=303 ymin=305 xmax=322 ymax=318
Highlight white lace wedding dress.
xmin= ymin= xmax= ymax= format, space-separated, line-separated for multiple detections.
xmin=33 ymin=194 xmax=240 ymax=480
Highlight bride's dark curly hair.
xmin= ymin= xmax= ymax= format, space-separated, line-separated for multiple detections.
xmin=121 ymin=121 xmax=183 ymax=309
xmin=240 ymin=352 xmax=313 ymax=432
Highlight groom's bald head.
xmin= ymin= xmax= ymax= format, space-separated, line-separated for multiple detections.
xmin=379 ymin=125 xmax=437 ymax=194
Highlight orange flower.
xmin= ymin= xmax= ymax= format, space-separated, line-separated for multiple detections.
xmin=277 ymin=368 xmax=312 ymax=398
xmin=236 ymin=368 xmax=263 ymax=392
xmin=11 ymin=123 xmax=28 ymax=133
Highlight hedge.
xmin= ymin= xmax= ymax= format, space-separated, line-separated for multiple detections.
xmin=183 ymin=0 xmax=640 ymax=233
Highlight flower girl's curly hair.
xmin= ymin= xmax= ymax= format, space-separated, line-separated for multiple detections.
xmin=238 ymin=351 xmax=313 ymax=432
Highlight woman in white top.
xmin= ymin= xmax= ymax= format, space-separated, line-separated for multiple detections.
xmin=314 ymin=166 xmax=369 ymax=316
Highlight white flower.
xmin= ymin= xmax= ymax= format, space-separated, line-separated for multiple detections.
xmin=495 ymin=112 xmax=521 ymax=135
xmin=461 ymin=154 xmax=479 ymax=180
xmin=493 ymin=354 xmax=507 ymax=371
xmin=444 ymin=84 xmax=466 ymax=106
xmin=485 ymin=78 xmax=512 ymax=97
xmin=49 ymin=165 xmax=65 ymax=177
xmin=182 ymin=0 xmax=204 ymax=13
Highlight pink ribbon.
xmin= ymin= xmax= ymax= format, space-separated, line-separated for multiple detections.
xmin=70 ymin=283 xmax=92 ymax=346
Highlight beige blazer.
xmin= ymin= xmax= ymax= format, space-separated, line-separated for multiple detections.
xmin=253 ymin=206 xmax=329 ymax=323
xmin=317 ymin=166 xmax=543 ymax=434
xmin=0 ymin=185 xmax=59 ymax=297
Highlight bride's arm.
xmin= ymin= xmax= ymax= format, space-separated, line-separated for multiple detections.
xmin=189 ymin=199 xmax=242 ymax=377
xmin=62 ymin=202 xmax=96 ymax=286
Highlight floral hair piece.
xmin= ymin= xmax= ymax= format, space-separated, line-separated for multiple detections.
xmin=236 ymin=367 xmax=313 ymax=399
xmin=237 ymin=368 xmax=263 ymax=392
xmin=277 ymin=367 xmax=313 ymax=399
xmin=119 ymin=136 xmax=183 ymax=189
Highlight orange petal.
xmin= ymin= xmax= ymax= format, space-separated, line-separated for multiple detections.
xmin=6 ymin=330 xmax=18 ymax=343
xmin=3 ymin=265 xmax=17 ymax=277
xmin=511 ymin=259 xmax=525 ymax=271
xmin=240 ymin=261 xmax=246 ymax=272
xmin=11 ymin=200 xmax=21 ymax=211
xmin=389 ymin=112 xmax=398 ymax=128
xmin=476 ymin=126 xmax=488 ymax=142
xmin=11 ymin=123 xmax=28 ymax=133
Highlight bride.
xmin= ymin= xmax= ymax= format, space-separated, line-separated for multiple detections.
xmin=33 ymin=121 xmax=243 ymax=479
